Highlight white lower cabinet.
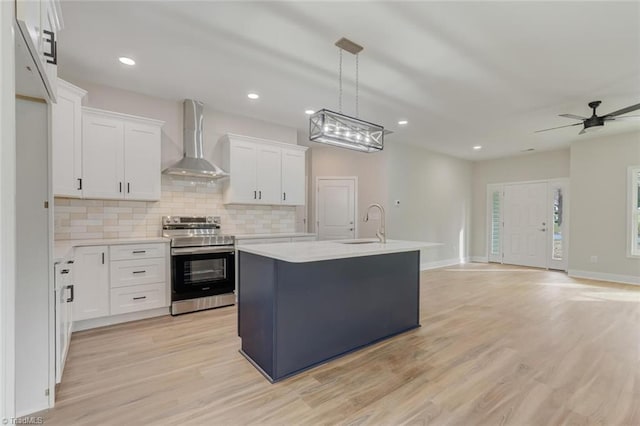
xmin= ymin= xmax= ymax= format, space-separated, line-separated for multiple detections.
xmin=73 ymin=246 xmax=110 ymax=321
xmin=54 ymin=262 xmax=74 ymax=384
xmin=72 ymin=242 xmax=168 ymax=328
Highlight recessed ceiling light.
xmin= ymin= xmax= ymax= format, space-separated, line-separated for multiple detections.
xmin=118 ymin=57 xmax=136 ymax=66
xmin=247 ymin=93 xmax=260 ymax=100
xmin=473 ymin=145 xmax=482 ymax=150
xmin=305 ymin=109 xmax=315 ymax=115
xmin=398 ymin=120 xmax=408 ymax=125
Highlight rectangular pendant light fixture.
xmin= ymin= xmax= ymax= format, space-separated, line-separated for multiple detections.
xmin=309 ymin=38 xmax=385 ymax=153
xmin=309 ymin=109 xmax=384 ymax=152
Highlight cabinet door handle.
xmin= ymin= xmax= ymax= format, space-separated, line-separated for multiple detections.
xmin=60 ymin=269 xmax=69 ymax=275
xmin=66 ymin=260 xmax=74 ymax=264
xmin=283 ymin=192 xmax=286 ymax=201
xmin=119 ymin=182 xmax=122 ymax=193
xmin=132 ymin=250 xmax=146 ymax=254
xmin=101 ymin=252 xmax=105 ymax=264
xmin=43 ymin=30 xmax=57 ymax=65
xmin=259 ymin=190 xmax=262 ymax=200
xmin=127 ymin=182 xmax=130 ymax=193
xmin=132 ymin=270 xmax=146 ymax=274
xmin=66 ymin=285 xmax=74 ymax=303
xmin=77 ymin=178 xmax=82 ymax=191
xmin=253 ymin=190 xmax=257 ymax=200
xmin=133 ymin=296 xmax=147 ymax=301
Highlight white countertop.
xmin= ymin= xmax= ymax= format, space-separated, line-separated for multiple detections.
xmin=54 ymin=237 xmax=170 ymax=263
xmin=236 ymin=239 xmax=441 ymax=263
xmin=234 ymin=233 xmax=317 ymax=240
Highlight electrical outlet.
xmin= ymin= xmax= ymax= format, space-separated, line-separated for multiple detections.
xmin=590 ymin=255 xmax=598 ymax=263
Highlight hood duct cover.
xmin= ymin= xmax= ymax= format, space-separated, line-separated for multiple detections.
xmin=163 ymin=99 xmax=229 ymax=179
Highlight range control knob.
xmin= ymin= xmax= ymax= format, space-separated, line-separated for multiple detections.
xmin=206 ymin=216 xmax=213 ymax=223
xmin=173 ymin=217 xmax=179 ymax=224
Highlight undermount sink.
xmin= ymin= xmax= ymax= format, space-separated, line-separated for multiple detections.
xmin=338 ymin=239 xmax=379 ymax=245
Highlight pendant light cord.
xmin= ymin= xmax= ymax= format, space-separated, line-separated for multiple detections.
xmin=338 ymin=48 xmax=343 ymax=113
xmin=356 ymin=53 xmax=359 ymax=118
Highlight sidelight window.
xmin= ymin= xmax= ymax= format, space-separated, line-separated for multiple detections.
xmin=630 ymin=166 xmax=640 ymax=257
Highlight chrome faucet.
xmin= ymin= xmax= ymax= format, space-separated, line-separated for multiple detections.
xmin=364 ymin=204 xmax=386 ymax=243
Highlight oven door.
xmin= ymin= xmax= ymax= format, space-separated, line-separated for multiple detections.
xmin=171 ymin=246 xmax=235 ymax=301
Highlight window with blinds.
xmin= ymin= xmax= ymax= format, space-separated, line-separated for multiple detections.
xmin=631 ymin=167 xmax=640 ymax=257
xmin=487 ymin=185 xmax=503 ymax=262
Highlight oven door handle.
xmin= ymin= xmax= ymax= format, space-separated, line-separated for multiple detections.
xmin=171 ymin=246 xmax=235 ymax=256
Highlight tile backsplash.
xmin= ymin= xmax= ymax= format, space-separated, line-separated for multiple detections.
xmin=54 ymin=176 xmax=297 ymax=240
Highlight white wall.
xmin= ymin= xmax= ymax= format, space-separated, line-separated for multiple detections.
xmin=387 ymin=143 xmax=472 ymax=266
xmin=569 ymin=131 xmax=640 ymax=283
xmin=0 ymin=0 xmax=16 ymax=419
xmin=307 ymin=140 xmax=473 ymax=267
xmin=470 ymin=149 xmax=571 ymax=259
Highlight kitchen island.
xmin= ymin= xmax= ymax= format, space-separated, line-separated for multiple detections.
xmin=237 ymin=239 xmax=439 ymax=382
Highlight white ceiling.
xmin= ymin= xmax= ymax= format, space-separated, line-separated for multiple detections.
xmin=58 ymin=1 xmax=640 ymax=160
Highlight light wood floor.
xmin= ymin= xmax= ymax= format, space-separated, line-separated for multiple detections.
xmin=42 ymin=263 xmax=640 ymax=425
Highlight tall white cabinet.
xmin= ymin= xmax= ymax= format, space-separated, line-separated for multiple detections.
xmin=221 ymin=134 xmax=307 ymax=206
xmin=81 ymin=108 xmax=163 ymax=201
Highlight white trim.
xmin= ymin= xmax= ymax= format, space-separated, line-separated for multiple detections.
xmin=72 ymin=307 xmax=170 ymax=332
xmin=315 ymin=176 xmax=358 ymax=239
xmin=471 ymin=256 xmax=489 ymax=263
xmin=82 ymin=106 xmax=165 ymax=127
xmin=568 ymin=270 xmax=640 ymax=286
xmin=57 ymin=78 xmax=87 ymax=98
xmin=420 ymin=258 xmax=467 ymax=271
xmin=0 ymin=1 xmax=16 ymax=419
xmin=627 ymin=166 xmax=640 ymax=258
xmin=222 ymin=133 xmax=307 ymax=152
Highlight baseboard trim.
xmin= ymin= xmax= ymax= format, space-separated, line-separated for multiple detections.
xmin=568 ymin=270 xmax=640 ymax=286
xmin=420 ymin=258 xmax=466 ymax=271
xmin=72 ymin=307 xmax=170 ymax=332
xmin=471 ymin=256 xmax=489 ymax=263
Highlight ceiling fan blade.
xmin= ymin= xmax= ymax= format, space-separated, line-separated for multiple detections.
xmin=534 ymin=122 xmax=582 ymax=133
xmin=559 ymin=113 xmax=587 ymax=121
xmin=606 ymin=115 xmax=640 ymax=121
xmin=603 ymin=102 xmax=640 ymax=117
xmin=579 ymin=129 xmax=586 ymax=135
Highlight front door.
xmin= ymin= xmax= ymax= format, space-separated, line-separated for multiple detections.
xmin=503 ymin=182 xmax=548 ymax=268
xmin=316 ymin=178 xmax=356 ymax=240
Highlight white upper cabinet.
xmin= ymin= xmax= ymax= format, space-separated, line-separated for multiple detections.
xmin=82 ymin=110 xmax=125 ymax=200
xmin=15 ymin=0 xmax=61 ymax=102
xmin=81 ymin=107 xmax=164 ymax=201
xmin=281 ymin=149 xmax=306 ymax=206
xmin=124 ymin=122 xmax=162 ymax=200
xmin=52 ymin=79 xmax=86 ymax=198
xmin=221 ymin=134 xmax=307 ymax=206
xmin=256 ymin=145 xmax=282 ymax=204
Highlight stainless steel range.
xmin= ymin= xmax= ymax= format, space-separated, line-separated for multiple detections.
xmin=163 ymin=216 xmax=235 ymax=315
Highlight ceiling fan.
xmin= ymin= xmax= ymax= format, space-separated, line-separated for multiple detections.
xmin=536 ymin=100 xmax=640 ymax=135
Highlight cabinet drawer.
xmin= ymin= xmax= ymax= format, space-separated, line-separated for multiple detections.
xmin=110 ymin=258 xmax=166 ymax=288
xmin=110 ymin=283 xmax=167 ymax=315
xmin=110 ymin=243 xmax=166 ymax=261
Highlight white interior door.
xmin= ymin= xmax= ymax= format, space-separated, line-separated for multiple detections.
xmin=503 ymin=182 xmax=548 ymax=268
xmin=316 ymin=178 xmax=356 ymax=240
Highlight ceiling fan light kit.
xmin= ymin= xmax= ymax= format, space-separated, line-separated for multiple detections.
xmin=536 ymin=100 xmax=640 ymax=135
xmin=309 ymin=37 xmax=385 ymax=153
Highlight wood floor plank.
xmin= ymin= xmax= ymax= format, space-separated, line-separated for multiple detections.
xmin=40 ymin=263 xmax=640 ymax=425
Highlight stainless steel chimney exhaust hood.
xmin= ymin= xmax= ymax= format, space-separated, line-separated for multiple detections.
xmin=163 ymin=99 xmax=229 ymax=179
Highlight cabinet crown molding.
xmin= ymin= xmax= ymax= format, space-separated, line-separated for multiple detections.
xmin=57 ymin=79 xmax=87 ymax=97
xmin=82 ymin=107 xmax=165 ymax=127
xmin=222 ymin=133 xmax=307 ymax=152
